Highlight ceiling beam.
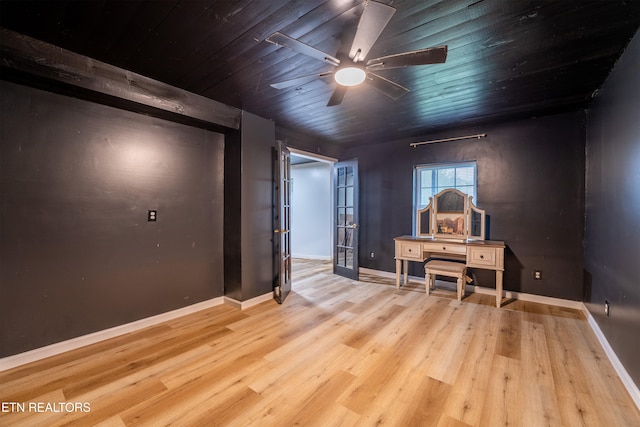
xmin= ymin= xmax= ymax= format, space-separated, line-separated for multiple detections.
xmin=0 ymin=28 xmax=241 ymax=131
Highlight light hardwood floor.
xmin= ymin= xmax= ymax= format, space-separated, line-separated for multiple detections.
xmin=1 ymin=259 xmax=639 ymax=426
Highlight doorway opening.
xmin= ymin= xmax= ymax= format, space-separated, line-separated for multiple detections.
xmin=289 ymin=148 xmax=335 ymax=284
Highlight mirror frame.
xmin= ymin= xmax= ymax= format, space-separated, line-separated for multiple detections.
xmin=416 ymin=188 xmax=485 ymax=240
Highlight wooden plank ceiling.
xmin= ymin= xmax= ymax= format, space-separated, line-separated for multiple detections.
xmin=1 ymin=0 xmax=638 ymax=146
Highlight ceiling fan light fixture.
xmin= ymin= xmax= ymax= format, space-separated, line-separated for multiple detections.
xmin=334 ymin=67 xmax=366 ymax=86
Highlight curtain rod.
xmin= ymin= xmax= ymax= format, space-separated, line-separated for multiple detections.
xmin=410 ymin=133 xmax=487 ymax=147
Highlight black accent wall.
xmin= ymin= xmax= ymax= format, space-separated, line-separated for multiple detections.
xmin=224 ymin=111 xmax=277 ymax=301
xmin=0 ymin=81 xmax=225 ymax=356
xmin=584 ymin=31 xmax=640 ymax=386
xmin=343 ymin=111 xmax=586 ymax=301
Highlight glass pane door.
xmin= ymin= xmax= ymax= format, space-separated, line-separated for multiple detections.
xmin=334 ymin=160 xmax=358 ymax=280
xmin=274 ymin=142 xmax=291 ymax=303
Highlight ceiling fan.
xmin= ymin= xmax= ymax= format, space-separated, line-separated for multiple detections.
xmin=265 ymin=0 xmax=448 ymax=106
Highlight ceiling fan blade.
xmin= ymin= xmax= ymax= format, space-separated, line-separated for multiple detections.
xmin=349 ymin=1 xmax=396 ymax=62
xmin=270 ymin=72 xmax=334 ymax=89
xmin=366 ymin=72 xmax=409 ymax=100
xmin=327 ymin=86 xmax=348 ymax=106
xmin=366 ymin=46 xmax=448 ymax=71
xmin=266 ymin=32 xmax=340 ymax=66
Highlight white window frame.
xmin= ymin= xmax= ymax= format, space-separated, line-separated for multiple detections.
xmin=413 ymin=162 xmax=477 ymax=234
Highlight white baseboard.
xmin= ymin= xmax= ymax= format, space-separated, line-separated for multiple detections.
xmin=469 ymin=284 xmax=585 ymax=310
xmin=0 ymin=297 xmax=225 ymax=372
xmin=583 ymin=305 xmax=640 ymax=410
xmin=223 ymin=292 xmax=275 ymax=310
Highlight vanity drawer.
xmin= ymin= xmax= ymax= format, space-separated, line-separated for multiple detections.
xmin=399 ymin=242 xmax=422 ymax=259
xmin=422 ymin=241 xmax=467 ymax=255
xmin=467 ymin=247 xmax=498 ymax=267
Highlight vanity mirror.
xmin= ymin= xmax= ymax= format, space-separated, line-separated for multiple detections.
xmin=416 ymin=188 xmax=485 ymax=240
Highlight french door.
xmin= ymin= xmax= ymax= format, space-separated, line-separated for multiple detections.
xmin=333 ymin=160 xmax=359 ymax=280
xmin=273 ymin=141 xmax=292 ymax=304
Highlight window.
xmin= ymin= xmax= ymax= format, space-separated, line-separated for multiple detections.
xmin=413 ymin=162 xmax=477 ymax=231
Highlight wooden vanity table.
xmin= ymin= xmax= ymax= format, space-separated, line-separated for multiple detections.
xmin=394 ymin=236 xmax=505 ymax=307
xmin=395 ymin=188 xmax=505 ymax=307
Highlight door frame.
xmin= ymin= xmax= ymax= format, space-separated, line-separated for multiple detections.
xmin=288 ymin=147 xmax=337 ymax=263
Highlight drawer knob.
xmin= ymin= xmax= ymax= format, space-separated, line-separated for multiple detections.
xmin=480 ymin=255 xmax=484 ymax=259
xmin=442 ymin=246 xmax=446 ymax=250
xmin=408 ymin=248 xmax=412 ymax=252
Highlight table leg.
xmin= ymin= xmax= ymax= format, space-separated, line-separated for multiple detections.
xmin=403 ymin=260 xmax=409 ymax=286
xmin=496 ymin=270 xmax=503 ymax=308
xmin=396 ymin=259 xmax=401 ymax=289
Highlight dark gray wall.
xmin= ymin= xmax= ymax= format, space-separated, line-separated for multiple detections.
xmin=584 ymin=31 xmax=640 ymax=386
xmin=224 ymin=129 xmax=243 ymax=300
xmin=224 ymin=111 xmax=276 ymax=301
xmin=343 ymin=111 xmax=585 ymax=301
xmin=0 ymin=81 xmax=225 ymax=357
xmin=241 ymin=112 xmax=277 ymax=300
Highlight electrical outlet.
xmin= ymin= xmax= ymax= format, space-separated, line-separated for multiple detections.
xmin=370 ymin=251 xmax=375 ymax=258
xmin=148 ymin=210 xmax=157 ymax=222
xmin=533 ymin=269 xmax=542 ymax=280
xmin=604 ymin=300 xmax=610 ymax=317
